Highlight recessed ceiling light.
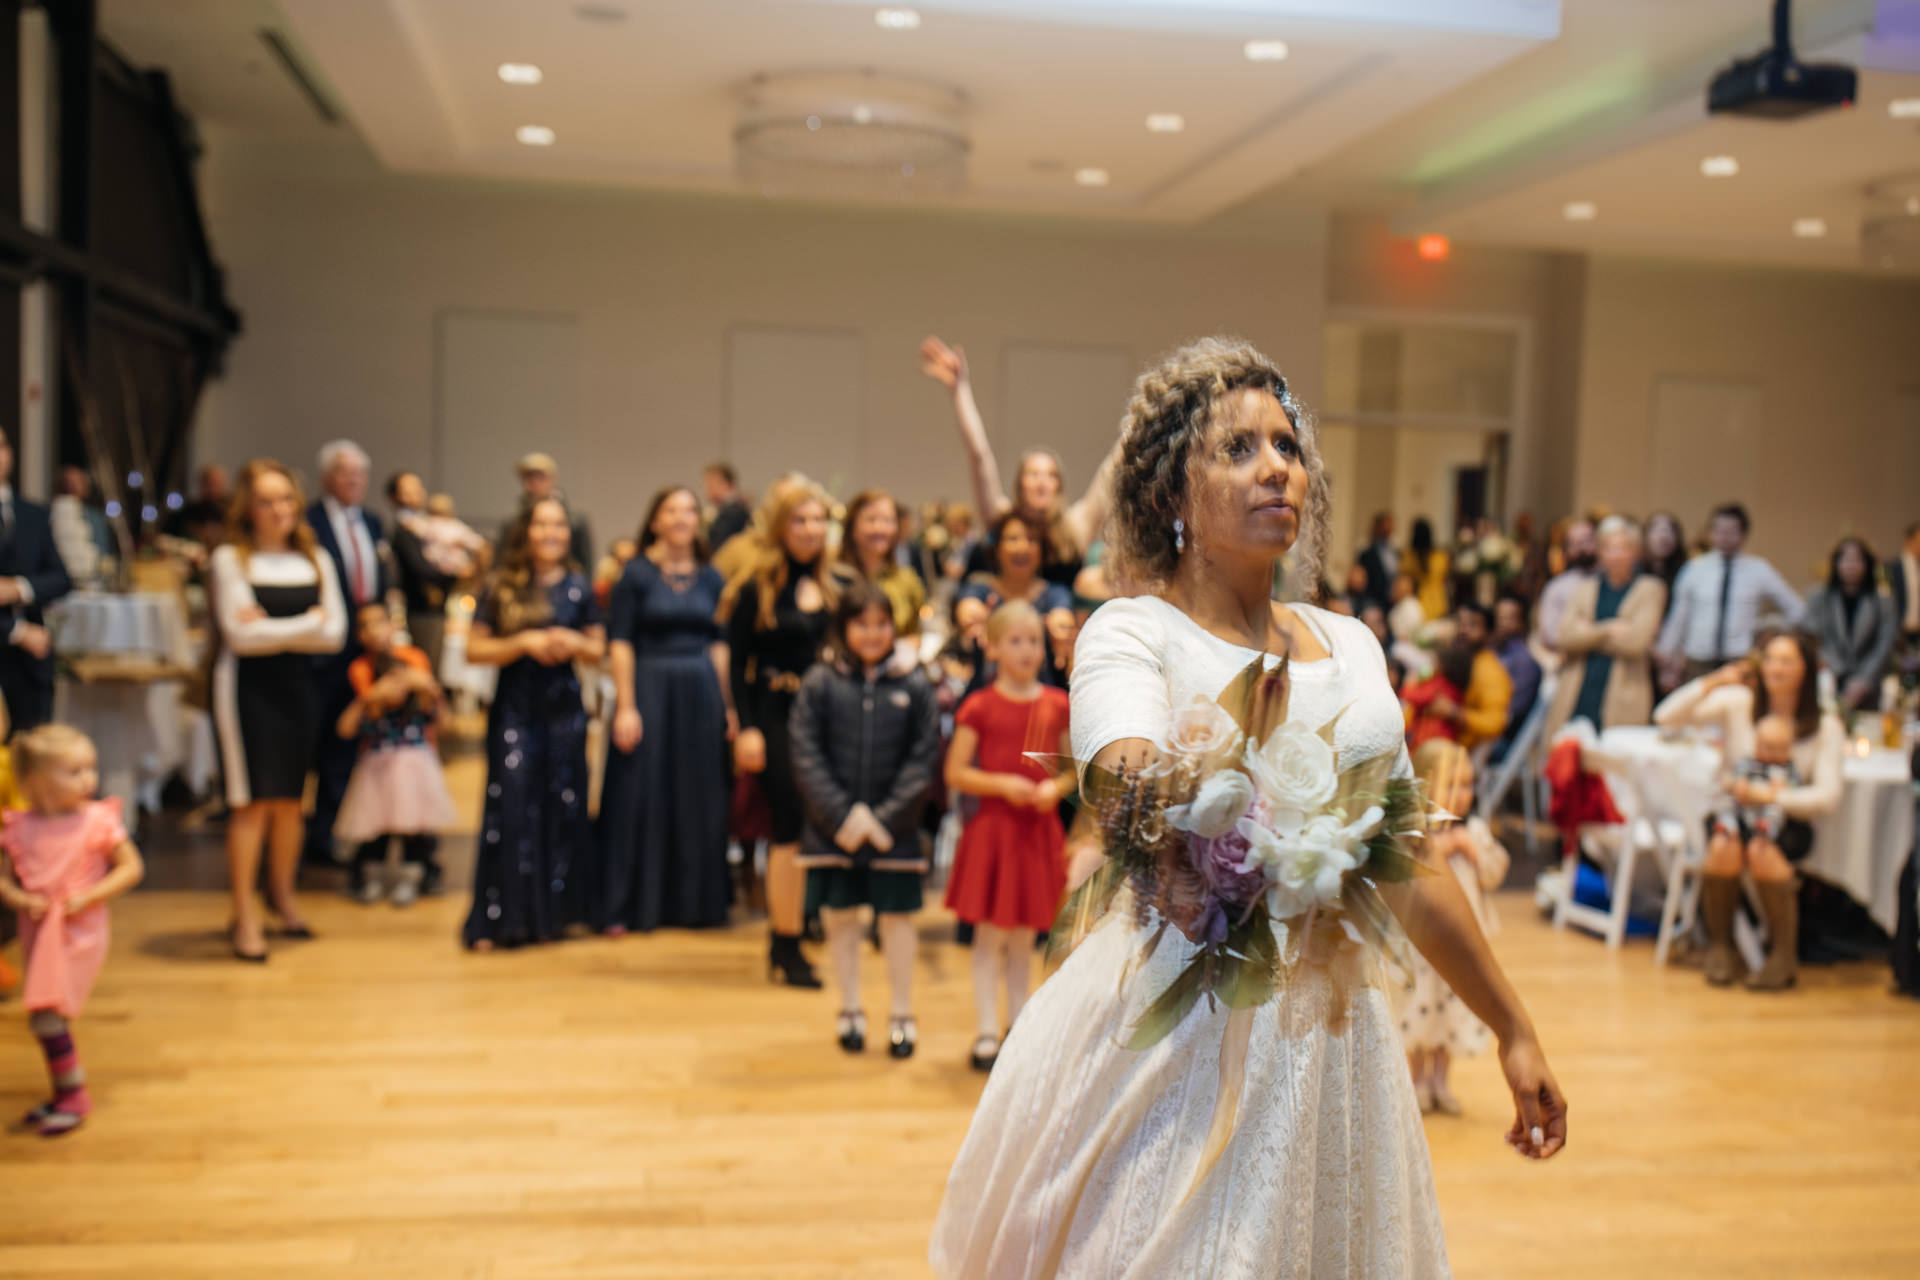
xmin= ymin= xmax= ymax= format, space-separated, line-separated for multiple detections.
xmin=875 ymin=7 xmax=920 ymax=29
xmin=1074 ymin=167 xmax=1110 ymax=187
xmin=1792 ymin=217 xmax=1827 ymax=238
xmin=853 ymin=104 xmax=874 ymax=125
xmin=1562 ymin=200 xmax=1597 ymax=221
xmin=805 ymin=115 xmax=821 ymax=131
xmin=1146 ymin=113 xmax=1185 ymax=133
xmin=497 ymin=63 xmax=542 ymax=85
xmin=1907 ymin=197 xmax=1920 ymax=216
xmin=1244 ymin=40 xmax=1290 ymax=62
xmin=516 ymin=124 xmax=555 ymax=146
xmin=1889 ymin=98 xmax=1920 ymax=118
xmin=1700 ymin=155 xmax=1739 ymax=177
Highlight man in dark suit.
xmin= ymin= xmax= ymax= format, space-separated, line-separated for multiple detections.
xmin=1357 ymin=510 xmax=1399 ymax=611
xmin=1892 ymin=521 xmax=1920 ymax=653
xmin=0 ymin=434 xmax=72 ymax=733
xmin=703 ymin=461 xmax=751 ymax=553
xmin=306 ymin=439 xmax=387 ymax=866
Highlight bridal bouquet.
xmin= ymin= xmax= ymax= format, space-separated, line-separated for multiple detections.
xmin=1046 ymin=652 xmax=1428 ymax=1049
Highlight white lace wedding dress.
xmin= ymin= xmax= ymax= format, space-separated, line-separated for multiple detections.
xmin=930 ymin=596 xmax=1450 ymax=1279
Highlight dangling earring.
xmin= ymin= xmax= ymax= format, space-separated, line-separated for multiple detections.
xmin=1174 ymin=519 xmax=1186 ymax=553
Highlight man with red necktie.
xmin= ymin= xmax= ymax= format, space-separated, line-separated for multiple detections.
xmin=306 ymin=439 xmax=388 ymax=870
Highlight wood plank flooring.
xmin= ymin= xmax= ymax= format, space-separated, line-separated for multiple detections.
xmin=2 ymin=891 xmax=1916 ymax=1278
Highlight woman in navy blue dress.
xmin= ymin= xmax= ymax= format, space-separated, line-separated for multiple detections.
xmin=599 ymin=487 xmax=736 ymax=933
xmin=462 ymin=497 xmax=606 ymax=950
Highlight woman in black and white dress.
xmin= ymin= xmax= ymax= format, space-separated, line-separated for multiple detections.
xmin=211 ymin=460 xmax=347 ymax=961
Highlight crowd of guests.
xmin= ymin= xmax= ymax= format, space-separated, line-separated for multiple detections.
xmin=5 ymin=335 xmax=1918 ymax=1136
xmin=1347 ymin=499 xmax=1920 ymax=999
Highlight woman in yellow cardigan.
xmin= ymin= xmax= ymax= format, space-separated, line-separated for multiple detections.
xmin=1409 ymin=517 xmax=1452 ymax=620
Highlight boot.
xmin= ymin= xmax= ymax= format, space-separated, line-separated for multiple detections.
xmin=767 ymin=932 xmax=823 ymax=989
xmin=1746 ymin=878 xmax=1800 ymax=992
xmin=1700 ymin=873 xmax=1743 ymax=987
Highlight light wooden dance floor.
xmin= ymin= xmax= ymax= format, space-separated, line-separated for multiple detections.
xmin=3 ymin=890 xmax=1917 ymax=1278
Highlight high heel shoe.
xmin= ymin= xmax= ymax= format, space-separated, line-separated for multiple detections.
xmin=767 ymin=933 xmax=823 ymax=989
xmin=227 ymin=924 xmax=268 ymax=964
xmin=888 ymin=1016 xmax=917 ymax=1060
xmin=837 ymin=1010 xmax=867 ymax=1053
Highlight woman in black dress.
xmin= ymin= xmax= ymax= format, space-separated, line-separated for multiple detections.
xmin=211 ymin=460 xmax=348 ymax=961
xmin=462 ymin=497 xmax=607 ymax=950
xmin=721 ymin=479 xmax=834 ymax=987
xmin=599 ymin=486 xmax=736 ymax=933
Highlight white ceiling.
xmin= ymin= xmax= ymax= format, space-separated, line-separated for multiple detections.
xmin=97 ymin=0 xmax=1920 ymax=273
xmin=213 ymin=0 xmax=1559 ymax=224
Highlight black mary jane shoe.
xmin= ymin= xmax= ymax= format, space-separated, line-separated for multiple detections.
xmin=837 ymin=1010 xmax=868 ymax=1054
xmin=888 ymin=1016 xmax=918 ymax=1061
xmin=968 ymin=1034 xmax=999 ymax=1073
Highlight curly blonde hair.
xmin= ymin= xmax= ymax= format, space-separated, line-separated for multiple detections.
xmin=719 ymin=476 xmax=838 ymax=632
xmin=1105 ymin=337 xmax=1330 ymax=601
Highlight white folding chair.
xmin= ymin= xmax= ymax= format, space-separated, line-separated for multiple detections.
xmin=1477 ymin=671 xmax=1558 ymax=858
xmin=1651 ymin=817 xmax=1700 ymax=967
xmin=1553 ymin=818 xmax=1656 ymax=949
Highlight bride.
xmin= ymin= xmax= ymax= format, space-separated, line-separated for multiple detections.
xmin=930 ymin=339 xmax=1566 ymax=1279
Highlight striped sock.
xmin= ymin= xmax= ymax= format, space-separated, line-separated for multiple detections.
xmin=35 ymin=1023 xmax=91 ymax=1132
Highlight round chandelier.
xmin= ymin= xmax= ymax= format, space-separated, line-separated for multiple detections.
xmin=735 ymin=70 xmax=969 ymax=199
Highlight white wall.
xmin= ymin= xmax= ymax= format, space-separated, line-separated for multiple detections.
xmin=1324 ymin=214 xmax=1588 ymax=533
xmin=195 ymin=131 xmax=1326 ymax=546
xmin=1573 ymin=257 xmax=1920 ymax=583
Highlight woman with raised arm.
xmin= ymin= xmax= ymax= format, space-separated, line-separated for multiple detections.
xmin=919 ymin=335 xmax=1119 ymax=587
xmin=931 ymin=338 xmax=1565 ymax=1279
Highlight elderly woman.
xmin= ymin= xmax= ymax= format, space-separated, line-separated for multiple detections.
xmin=1655 ymin=629 xmax=1845 ymax=991
xmin=1544 ymin=516 xmax=1667 ymax=740
xmin=1803 ymin=536 xmax=1896 ymax=710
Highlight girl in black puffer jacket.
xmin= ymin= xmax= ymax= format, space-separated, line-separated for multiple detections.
xmin=790 ymin=581 xmax=941 ymax=1058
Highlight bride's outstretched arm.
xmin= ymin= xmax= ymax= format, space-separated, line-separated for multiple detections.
xmin=1385 ymin=872 xmax=1568 ymax=1160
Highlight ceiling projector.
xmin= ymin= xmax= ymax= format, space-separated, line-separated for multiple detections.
xmin=1708 ymin=0 xmax=1857 ymax=119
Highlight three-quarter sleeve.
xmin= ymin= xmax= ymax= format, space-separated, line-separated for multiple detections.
xmin=608 ymin=563 xmax=646 ymax=649
xmin=1067 ymin=597 xmax=1171 ymax=763
xmin=726 ymin=579 xmax=760 ymax=731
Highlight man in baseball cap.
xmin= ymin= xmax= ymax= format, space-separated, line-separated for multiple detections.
xmin=504 ymin=452 xmax=594 ymax=567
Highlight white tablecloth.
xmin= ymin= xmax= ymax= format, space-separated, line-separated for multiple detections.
xmin=52 ymin=590 xmax=194 ymax=668
xmin=1590 ymin=725 xmax=1914 ymax=932
xmin=49 ymin=590 xmax=212 ymax=833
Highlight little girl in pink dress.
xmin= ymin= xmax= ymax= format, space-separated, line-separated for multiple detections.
xmin=0 ymin=725 xmax=145 ymax=1137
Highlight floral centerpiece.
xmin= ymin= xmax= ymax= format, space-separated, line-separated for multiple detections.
xmin=1044 ymin=651 xmax=1429 ymax=1050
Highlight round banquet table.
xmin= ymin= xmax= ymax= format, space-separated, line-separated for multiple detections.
xmin=1588 ymin=724 xmax=1914 ymax=933
xmin=51 ymin=590 xmax=214 ymax=833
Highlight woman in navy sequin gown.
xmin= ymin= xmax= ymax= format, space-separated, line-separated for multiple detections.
xmin=598 ymin=487 xmax=736 ymax=932
xmin=462 ymin=497 xmax=606 ymax=950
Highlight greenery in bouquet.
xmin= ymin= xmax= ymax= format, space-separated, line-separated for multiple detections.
xmin=1044 ymin=651 xmax=1428 ymax=1050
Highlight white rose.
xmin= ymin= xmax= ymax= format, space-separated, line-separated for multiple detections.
xmin=1166 ymin=769 xmax=1255 ymax=839
xmin=1243 ymin=720 xmax=1336 ymax=818
xmin=1163 ymin=696 xmax=1243 ymax=766
xmin=1239 ymin=803 xmax=1386 ymax=921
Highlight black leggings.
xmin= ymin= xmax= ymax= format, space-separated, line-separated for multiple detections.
xmin=354 ymin=834 xmax=440 ymax=866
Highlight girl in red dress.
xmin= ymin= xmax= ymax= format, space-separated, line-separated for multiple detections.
xmin=943 ymin=602 xmax=1073 ymax=1072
